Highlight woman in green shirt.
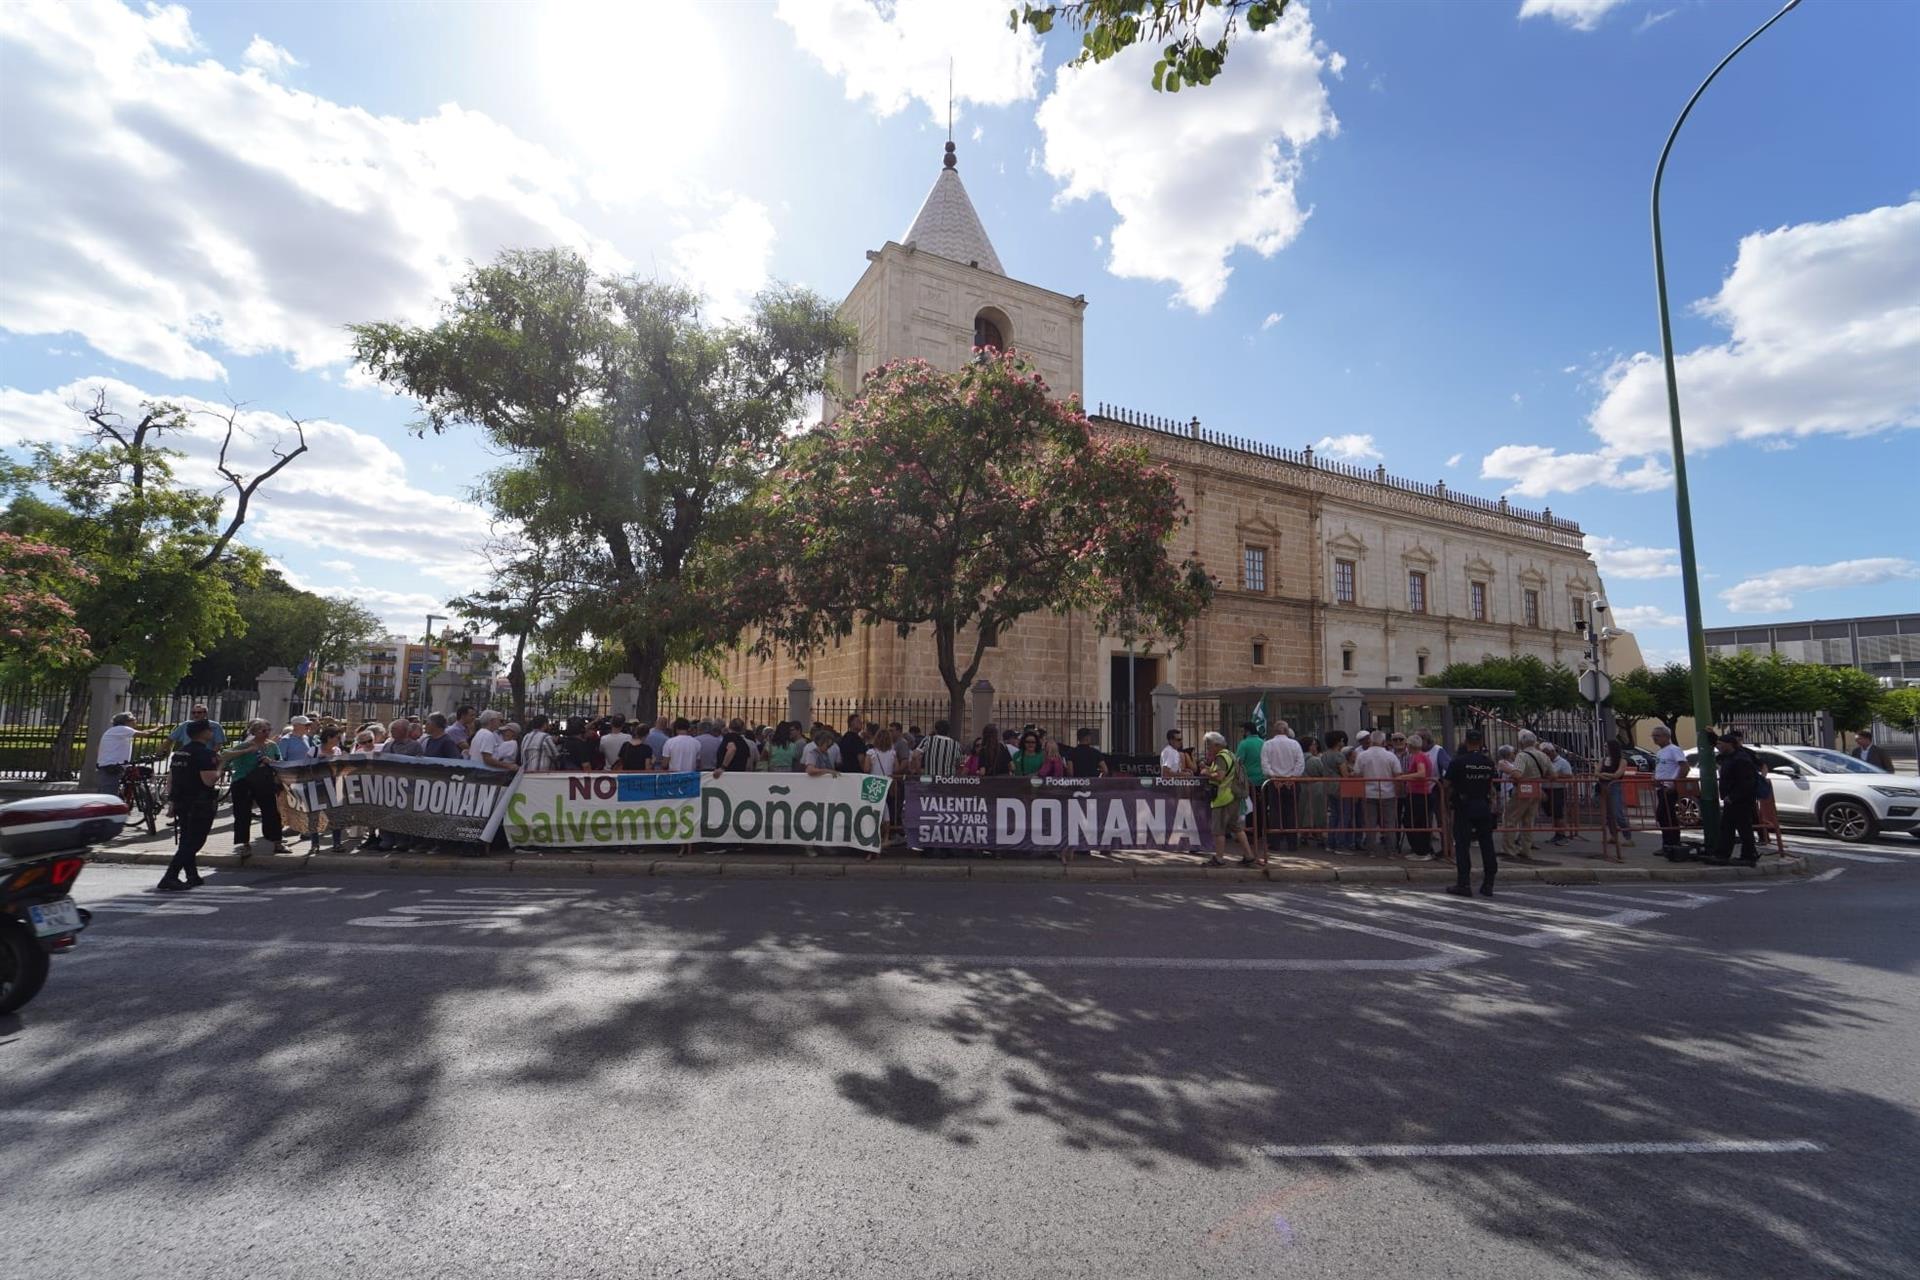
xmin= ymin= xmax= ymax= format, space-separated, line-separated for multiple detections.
xmin=225 ymin=718 xmax=284 ymax=851
xmin=1299 ymin=737 xmax=1328 ymax=845
xmin=766 ymin=722 xmax=804 ymax=772
xmin=1011 ymin=731 xmax=1045 ymax=777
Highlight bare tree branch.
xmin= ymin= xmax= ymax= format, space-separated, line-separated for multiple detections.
xmin=190 ymin=401 xmax=309 ymax=572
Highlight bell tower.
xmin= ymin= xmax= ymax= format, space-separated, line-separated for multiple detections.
xmin=825 ymin=141 xmax=1087 ymax=421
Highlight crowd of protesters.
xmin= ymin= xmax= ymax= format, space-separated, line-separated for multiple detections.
xmin=104 ymin=695 xmax=1771 ymax=893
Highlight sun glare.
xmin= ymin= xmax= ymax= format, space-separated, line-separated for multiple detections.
xmin=534 ymin=0 xmax=728 ymax=170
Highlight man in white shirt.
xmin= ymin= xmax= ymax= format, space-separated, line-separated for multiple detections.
xmin=95 ymin=711 xmax=143 ymax=796
xmin=1353 ymin=736 xmax=1402 ymax=851
xmin=468 ymin=709 xmax=515 ymax=770
xmin=1651 ymin=725 xmax=1690 ymax=855
xmin=598 ymin=716 xmax=633 ymax=769
xmin=1260 ymin=722 xmax=1306 ymax=851
xmin=661 ymin=718 xmax=703 ymax=773
xmin=1159 ymin=729 xmax=1190 ymax=777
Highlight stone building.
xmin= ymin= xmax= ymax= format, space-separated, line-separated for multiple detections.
xmin=675 ymin=145 xmax=1624 ymax=718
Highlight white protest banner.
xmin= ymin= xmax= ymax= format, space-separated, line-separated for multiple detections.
xmin=498 ymin=771 xmax=701 ymax=847
xmin=699 ymin=771 xmax=890 ymax=853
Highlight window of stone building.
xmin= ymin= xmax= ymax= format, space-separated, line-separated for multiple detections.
xmin=1243 ymin=545 xmax=1267 ymax=593
xmin=1523 ymin=589 xmax=1541 ymax=628
xmin=1408 ymin=570 xmax=1427 ymax=614
xmin=973 ymin=307 xmax=1009 ymax=353
xmin=1341 ymin=645 xmax=1355 ymax=673
xmin=1417 ymin=652 xmax=1429 ymax=676
xmin=1470 ymin=580 xmax=1488 ymax=622
xmin=1334 ymin=558 xmax=1356 ymax=605
xmin=1252 ymin=641 xmax=1267 ymax=667
xmin=1571 ymin=595 xmax=1588 ymax=630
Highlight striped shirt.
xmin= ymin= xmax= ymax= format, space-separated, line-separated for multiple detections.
xmin=916 ymin=734 xmax=961 ymax=779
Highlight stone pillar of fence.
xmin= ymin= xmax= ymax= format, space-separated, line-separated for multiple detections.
xmin=426 ymin=671 xmax=462 ymax=717
xmin=1330 ymin=685 xmax=1364 ymax=741
xmin=1150 ymin=683 xmax=1180 ymax=750
xmin=786 ymin=678 xmax=814 ymax=728
xmin=971 ymin=679 xmax=995 ymax=736
xmin=77 ymin=664 xmax=132 ymax=794
xmin=608 ymin=673 xmax=640 ymax=724
xmin=1816 ymin=709 xmax=1836 ymax=750
xmin=256 ymin=667 xmax=295 ymax=735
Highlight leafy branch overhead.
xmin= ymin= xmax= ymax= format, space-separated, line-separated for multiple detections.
xmin=1013 ymin=0 xmax=1289 ymax=92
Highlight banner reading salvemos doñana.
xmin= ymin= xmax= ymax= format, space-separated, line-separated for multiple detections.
xmin=273 ymin=754 xmax=515 ymax=842
xmin=497 ymin=770 xmax=890 ymax=852
xmin=902 ymin=776 xmax=1215 ymax=854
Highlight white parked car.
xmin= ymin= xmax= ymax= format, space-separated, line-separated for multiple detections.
xmin=1686 ymin=746 xmax=1920 ymax=843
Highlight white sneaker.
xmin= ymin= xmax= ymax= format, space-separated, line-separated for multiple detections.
xmin=1406 ymin=853 xmax=1435 ymax=861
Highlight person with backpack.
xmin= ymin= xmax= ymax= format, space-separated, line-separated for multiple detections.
xmin=1199 ymin=731 xmax=1260 ymax=868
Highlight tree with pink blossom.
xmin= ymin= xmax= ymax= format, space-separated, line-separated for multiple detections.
xmin=733 ymin=351 xmax=1214 ymax=730
xmin=0 ymin=532 xmax=97 ymax=681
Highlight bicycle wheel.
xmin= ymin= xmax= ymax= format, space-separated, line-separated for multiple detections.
xmin=135 ymin=778 xmax=160 ymax=834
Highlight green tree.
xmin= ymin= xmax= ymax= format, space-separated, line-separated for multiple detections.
xmin=182 ymin=571 xmax=379 ymax=693
xmin=350 ymin=249 xmax=848 ymax=721
xmin=1878 ymin=686 xmax=1920 ymax=736
xmin=1013 ymin=0 xmax=1290 ymax=92
xmin=1421 ymin=654 xmax=1580 ymax=727
xmin=1606 ymin=667 xmax=1659 ymax=741
xmin=732 ymin=352 xmax=1214 ymax=730
xmin=1813 ymin=665 xmax=1886 ymax=734
xmin=448 ymin=533 xmax=561 ymax=724
xmin=0 ymin=393 xmax=307 ymax=775
xmin=0 ymin=532 xmax=97 ymax=681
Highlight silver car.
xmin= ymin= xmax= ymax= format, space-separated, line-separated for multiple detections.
xmin=1688 ymin=745 xmax=1920 ymax=842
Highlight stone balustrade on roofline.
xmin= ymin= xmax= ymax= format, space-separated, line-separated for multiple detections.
xmin=1088 ymin=402 xmax=1587 ymax=552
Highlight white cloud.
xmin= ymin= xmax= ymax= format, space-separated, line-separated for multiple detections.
xmin=319 ymin=559 xmax=358 ymax=577
xmin=1444 ymin=452 xmax=1463 ymax=468
xmin=1636 ymin=9 xmax=1677 ymax=34
xmin=1313 ymin=432 xmax=1381 ymax=463
xmin=0 ymin=376 xmax=494 ymax=598
xmin=0 ymin=0 xmax=771 ymax=381
xmin=670 ymin=198 xmax=777 ymax=322
xmin=1260 ymin=311 xmax=1284 ymax=331
xmin=1479 ymin=202 xmax=1920 ymax=496
xmin=1518 ymin=0 xmax=1630 ymax=32
xmin=241 ymin=34 xmax=299 ymax=76
xmin=1035 ymin=3 xmax=1340 ymax=311
xmin=774 ymin=0 xmax=1042 ymax=123
xmin=1720 ymin=558 xmax=1920 ymax=614
xmin=1480 ymin=445 xmax=1670 ymax=497
xmin=1609 ymin=605 xmax=1684 ymax=630
xmin=1584 ymin=536 xmax=1680 ymax=581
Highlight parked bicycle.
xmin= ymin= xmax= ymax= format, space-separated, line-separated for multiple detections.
xmin=117 ymin=755 xmax=170 ymax=836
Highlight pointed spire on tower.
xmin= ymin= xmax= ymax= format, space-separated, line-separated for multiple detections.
xmin=903 ymin=134 xmax=1002 ymax=273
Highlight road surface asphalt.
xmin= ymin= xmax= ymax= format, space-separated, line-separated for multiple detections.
xmin=4 ymin=838 xmax=1918 ymax=1280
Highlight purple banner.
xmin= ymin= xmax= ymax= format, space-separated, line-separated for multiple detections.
xmin=902 ymin=776 xmax=1215 ymax=854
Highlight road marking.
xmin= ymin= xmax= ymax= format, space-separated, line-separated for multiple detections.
xmin=1308 ymin=895 xmax=1583 ymax=949
xmin=1803 ymin=848 xmax=1899 ymax=864
xmin=1422 ymin=893 xmax=1667 ymax=929
xmin=1810 ymin=867 xmax=1847 ymax=883
xmin=1224 ymin=894 xmax=1489 ymax=969
xmin=1558 ymin=888 xmax=1725 ymax=909
xmin=74 ymin=933 xmax=1474 ymax=971
xmin=1257 ymin=1140 xmax=1824 ymax=1159
xmin=0 ymin=1109 xmax=89 ymax=1123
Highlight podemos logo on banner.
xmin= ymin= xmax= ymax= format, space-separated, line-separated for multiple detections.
xmin=500 ymin=771 xmax=889 ymax=852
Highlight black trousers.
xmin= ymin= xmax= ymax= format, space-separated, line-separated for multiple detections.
xmin=164 ymin=800 xmax=216 ymax=884
xmin=1713 ymin=800 xmax=1758 ymax=861
xmin=1407 ymin=794 xmax=1433 ymax=857
xmin=1453 ymin=813 xmax=1496 ymax=888
xmin=1655 ymin=786 xmax=1681 ymax=847
xmin=1266 ymin=784 xmax=1298 ymax=850
xmin=232 ymin=778 xmax=282 ymax=846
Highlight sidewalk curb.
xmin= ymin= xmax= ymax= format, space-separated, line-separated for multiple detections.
xmin=86 ymin=845 xmax=1811 ymax=885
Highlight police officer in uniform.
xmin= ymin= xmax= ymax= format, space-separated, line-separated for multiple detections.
xmin=1706 ymin=729 xmax=1761 ymax=865
xmin=159 ymin=718 xmax=222 ymax=892
xmin=1444 ymin=729 xmax=1498 ymax=897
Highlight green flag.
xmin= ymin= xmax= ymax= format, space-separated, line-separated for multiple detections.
xmin=1251 ymin=696 xmax=1268 ymax=737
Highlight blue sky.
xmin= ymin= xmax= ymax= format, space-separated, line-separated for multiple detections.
xmin=2 ymin=0 xmax=1915 ymax=665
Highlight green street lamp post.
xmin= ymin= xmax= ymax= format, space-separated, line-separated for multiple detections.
xmin=1650 ymin=0 xmax=1801 ymax=852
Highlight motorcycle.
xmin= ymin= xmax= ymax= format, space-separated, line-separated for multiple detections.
xmin=0 ymin=793 xmax=125 ymax=1014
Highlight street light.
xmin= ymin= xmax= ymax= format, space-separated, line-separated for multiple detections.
xmin=1650 ymin=0 xmax=1801 ymax=852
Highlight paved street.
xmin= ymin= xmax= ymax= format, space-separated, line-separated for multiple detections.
xmin=4 ymin=851 xmax=1918 ymax=1279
